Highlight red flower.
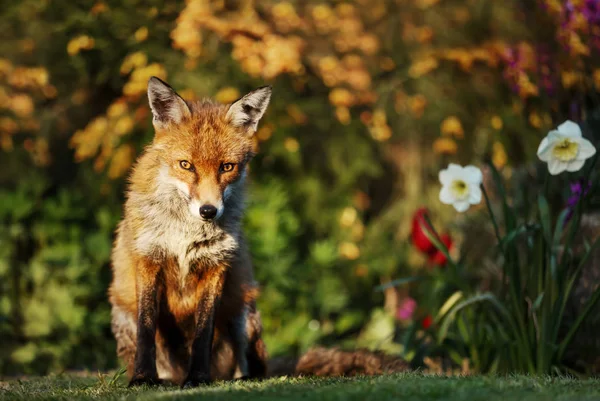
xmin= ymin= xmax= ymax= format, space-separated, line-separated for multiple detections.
xmin=422 ymin=315 xmax=433 ymax=330
xmin=411 ymin=208 xmax=435 ymax=254
xmin=428 ymin=234 xmax=453 ymax=267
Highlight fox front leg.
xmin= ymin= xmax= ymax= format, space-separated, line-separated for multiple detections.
xmin=129 ymin=259 xmax=162 ymax=387
xmin=182 ymin=269 xmax=226 ymax=388
xmin=229 ymin=307 xmax=250 ymax=380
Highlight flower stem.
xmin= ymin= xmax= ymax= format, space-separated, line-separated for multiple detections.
xmin=482 ymin=184 xmax=502 ymax=250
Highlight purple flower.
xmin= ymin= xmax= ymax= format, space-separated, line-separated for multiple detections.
xmin=566 ymin=179 xmax=592 ymax=221
xmin=583 ymin=0 xmax=600 ymax=24
xmin=396 ymin=297 xmax=417 ymax=321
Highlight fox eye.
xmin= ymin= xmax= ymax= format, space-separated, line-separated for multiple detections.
xmin=220 ymin=163 xmax=235 ymax=173
xmin=179 ymin=160 xmax=193 ymax=171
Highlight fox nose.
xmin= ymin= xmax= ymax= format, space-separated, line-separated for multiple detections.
xmin=199 ymin=204 xmax=218 ymax=220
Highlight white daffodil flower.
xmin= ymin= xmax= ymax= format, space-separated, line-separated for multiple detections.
xmin=537 ymin=120 xmax=596 ymax=175
xmin=439 ymin=164 xmax=483 ymax=212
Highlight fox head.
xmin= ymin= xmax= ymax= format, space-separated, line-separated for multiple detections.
xmin=145 ymin=76 xmax=271 ymax=222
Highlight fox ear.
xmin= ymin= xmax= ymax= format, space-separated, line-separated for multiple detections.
xmin=147 ymin=77 xmax=191 ymax=129
xmin=226 ymin=86 xmax=272 ymax=134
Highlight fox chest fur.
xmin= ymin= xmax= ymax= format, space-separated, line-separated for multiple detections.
xmin=129 ymin=183 xmax=240 ymax=288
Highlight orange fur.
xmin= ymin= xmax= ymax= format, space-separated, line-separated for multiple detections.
xmin=109 ymin=78 xmax=270 ymax=386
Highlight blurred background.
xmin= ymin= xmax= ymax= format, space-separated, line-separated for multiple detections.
xmin=1 ymin=0 xmax=600 ymax=376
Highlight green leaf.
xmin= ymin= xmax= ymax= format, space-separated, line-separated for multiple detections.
xmin=532 ymin=293 xmax=544 ymax=311
xmin=437 ymin=293 xmax=512 ymax=344
xmin=435 ymin=291 xmax=463 ymax=322
xmin=552 ymin=209 xmax=570 ymax=250
xmin=538 ymin=195 xmax=552 ymax=246
xmin=500 ymin=225 xmax=528 ymax=249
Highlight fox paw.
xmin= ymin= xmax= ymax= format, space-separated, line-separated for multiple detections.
xmin=181 ymin=374 xmax=211 ymax=389
xmin=128 ymin=374 xmax=162 ymax=387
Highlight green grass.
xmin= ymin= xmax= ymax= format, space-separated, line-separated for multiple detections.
xmin=2 ymin=373 xmax=600 ymax=401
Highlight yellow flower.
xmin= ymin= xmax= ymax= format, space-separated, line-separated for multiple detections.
xmin=594 ymin=69 xmax=600 ymax=90
xmin=0 ymin=58 xmax=13 ymax=76
xmin=369 ymin=124 xmax=392 ymax=141
xmin=342 ymin=54 xmax=363 ymax=69
xmin=440 ymin=116 xmax=464 ymax=138
xmin=114 ymin=116 xmax=134 ymax=136
xmin=284 ymin=137 xmax=299 ymax=152
xmin=433 ymin=137 xmax=458 ymax=155
xmin=272 ymin=2 xmax=295 ymax=18
xmin=11 ymin=94 xmax=34 ymax=117
xmin=567 ymin=32 xmax=590 ymax=56
xmin=346 ymin=69 xmax=371 ymax=90
xmin=108 ymin=145 xmax=134 ymax=179
xmin=67 ymin=35 xmax=95 ymax=56
xmin=529 ymin=112 xmax=542 ymax=129
xmin=107 ymin=101 xmax=128 ymax=118
xmin=90 ymin=2 xmax=108 ymax=15
xmin=123 ymin=63 xmax=166 ymax=96
xmin=67 ymin=39 xmax=80 ymax=56
xmin=339 ymin=207 xmax=357 ymax=227
xmin=561 ymin=71 xmax=579 ymax=89
xmin=329 ymin=88 xmax=354 ymax=107
xmin=339 ymin=242 xmax=360 ymax=260
xmin=492 ymin=141 xmax=507 ymax=169
xmin=215 ymin=87 xmax=240 ymax=104
xmin=408 ymin=57 xmax=438 ymax=78
xmin=416 ymin=26 xmax=434 ymax=43
xmin=372 ymin=109 xmax=386 ymax=126
xmin=359 ymin=34 xmax=380 ymax=55
xmin=409 ymin=94 xmax=427 ymax=118
xmin=336 ymin=3 xmax=356 ymax=17
xmin=134 ymin=27 xmax=149 ymax=43
xmin=0 ymin=117 xmax=18 ymax=134
xmin=312 ymin=4 xmax=333 ymax=21
xmin=491 ymin=116 xmax=503 ymax=130
xmin=287 ymin=105 xmax=307 ymax=125
xmin=517 ymin=72 xmax=539 ymax=98
xmin=351 ymin=221 xmax=364 ymax=241
xmin=120 ymin=52 xmax=148 ymax=75
xmin=335 ymin=107 xmax=351 ymax=125
xmin=319 ymin=56 xmax=339 ymax=73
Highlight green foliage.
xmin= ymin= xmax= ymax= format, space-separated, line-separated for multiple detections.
xmin=396 ymin=157 xmax=600 ymax=374
xmin=0 ymin=150 xmax=124 ymax=374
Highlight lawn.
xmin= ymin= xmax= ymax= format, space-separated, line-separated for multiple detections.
xmin=2 ymin=373 xmax=600 ymax=401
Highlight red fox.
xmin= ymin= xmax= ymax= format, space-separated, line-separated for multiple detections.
xmin=109 ymin=77 xmax=271 ymax=387
xmin=109 ymin=77 xmax=408 ymax=388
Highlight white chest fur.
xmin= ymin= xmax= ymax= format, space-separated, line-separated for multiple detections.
xmin=133 ymin=200 xmax=238 ymax=287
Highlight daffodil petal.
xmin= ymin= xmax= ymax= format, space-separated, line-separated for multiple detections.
xmin=566 ymin=159 xmax=585 ymax=172
xmin=537 ymin=147 xmax=553 ymax=162
xmin=537 ymin=136 xmax=551 ymax=160
xmin=447 ymin=163 xmax=463 ymax=175
xmin=439 ymin=185 xmax=454 ymax=204
xmin=453 ymin=200 xmax=470 ymax=212
xmin=462 ymin=165 xmax=483 ymax=185
xmin=439 ymin=169 xmax=453 ymax=186
xmin=557 ymin=120 xmax=582 ymax=138
xmin=548 ymin=158 xmax=567 ymax=175
xmin=577 ymin=138 xmax=597 ymax=160
xmin=468 ymin=184 xmax=482 ymax=204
